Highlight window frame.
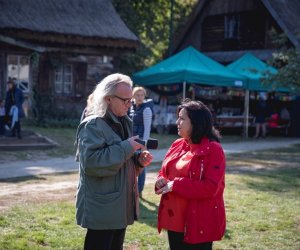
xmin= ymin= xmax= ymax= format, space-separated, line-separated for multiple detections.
xmin=54 ymin=64 xmax=73 ymax=95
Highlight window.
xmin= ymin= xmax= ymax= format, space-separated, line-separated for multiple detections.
xmin=7 ymin=55 xmax=30 ymax=92
xmin=54 ymin=64 xmax=73 ymax=95
xmin=224 ymin=14 xmax=239 ymax=39
xmin=223 ymin=14 xmax=240 ymax=50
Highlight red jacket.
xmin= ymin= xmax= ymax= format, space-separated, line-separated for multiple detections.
xmin=157 ymin=137 xmax=226 ymax=244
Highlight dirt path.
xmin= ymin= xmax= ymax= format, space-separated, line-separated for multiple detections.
xmin=1 ymin=139 xmax=300 ymax=212
xmin=0 ymin=173 xmax=77 ymax=211
xmin=0 ymin=170 xmax=159 ymax=212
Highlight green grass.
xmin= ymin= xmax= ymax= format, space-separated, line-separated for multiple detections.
xmin=0 ymin=169 xmax=299 ymax=249
xmin=25 ymin=125 xmax=77 ymax=156
xmin=1 ymin=144 xmax=300 ymax=249
xmin=0 ymin=125 xmax=77 ymax=161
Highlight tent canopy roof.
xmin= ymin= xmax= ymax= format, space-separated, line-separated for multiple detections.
xmin=132 ymin=46 xmax=246 ymax=87
xmin=226 ymin=53 xmax=282 ymax=91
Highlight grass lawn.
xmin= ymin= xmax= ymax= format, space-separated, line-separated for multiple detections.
xmin=0 ymin=143 xmax=299 ymax=249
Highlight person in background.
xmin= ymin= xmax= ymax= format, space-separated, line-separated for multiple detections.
xmin=129 ymin=86 xmax=154 ymax=198
xmin=75 ymin=73 xmax=153 ymax=250
xmin=155 ymin=99 xmax=226 ymax=250
xmin=280 ymin=107 xmax=290 ymax=123
xmin=0 ymin=99 xmax=5 ymax=136
xmin=253 ymin=94 xmax=269 ymax=138
xmin=267 ymin=109 xmax=280 ymax=129
xmin=5 ymin=79 xmax=24 ymax=139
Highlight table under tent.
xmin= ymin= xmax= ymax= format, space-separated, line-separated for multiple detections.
xmin=132 ymin=47 xmax=294 ymax=136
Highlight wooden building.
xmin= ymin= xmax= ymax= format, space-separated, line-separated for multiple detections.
xmin=169 ymin=0 xmax=300 ymax=135
xmin=171 ymin=0 xmax=300 ymax=63
xmin=0 ymin=0 xmax=139 ymax=119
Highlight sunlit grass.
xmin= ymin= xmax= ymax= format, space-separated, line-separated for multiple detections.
xmin=1 ymin=165 xmax=299 ymax=249
xmin=1 ymin=126 xmax=300 ymax=249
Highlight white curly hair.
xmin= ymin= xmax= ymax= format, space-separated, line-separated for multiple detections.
xmin=92 ymin=73 xmax=133 ymax=117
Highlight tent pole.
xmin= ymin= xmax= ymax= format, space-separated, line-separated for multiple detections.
xmin=243 ymin=89 xmax=250 ymax=138
xmin=183 ymin=81 xmax=186 ymax=100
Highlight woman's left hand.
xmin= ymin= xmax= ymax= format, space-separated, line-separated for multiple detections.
xmin=156 ymin=180 xmax=174 ymax=195
xmin=138 ymin=150 xmax=153 ymax=167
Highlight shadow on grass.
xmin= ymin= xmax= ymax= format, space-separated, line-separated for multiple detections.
xmin=0 ymin=171 xmax=75 ymax=184
xmin=226 ymin=143 xmax=300 ymax=193
xmin=138 ymin=196 xmax=159 ymax=229
xmin=0 ymin=175 xmax=47 ymax=183
xmin=233 ymin=167 xmax=300 ymax=194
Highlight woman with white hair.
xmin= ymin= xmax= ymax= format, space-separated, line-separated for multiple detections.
xmin=75 ymin=73 xmax=153 ymax=250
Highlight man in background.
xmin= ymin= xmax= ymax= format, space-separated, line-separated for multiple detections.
xmin=5 ymin=79 xmax=24 ymax=139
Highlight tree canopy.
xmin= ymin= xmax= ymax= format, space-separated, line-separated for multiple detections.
xmin=112 ymin=0 xmax=197 ymax=74
xmin=262 ymin=30 xmax=300 ymax=92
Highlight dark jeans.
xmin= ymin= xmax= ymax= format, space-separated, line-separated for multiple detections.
xmin=12 ymin=121 xmax=21 ymax=137
xmin=168 ymin=230 xmax=213 ymax=250
xmin=0 ymin=116 xmax=4 ymax=135
xmin=138 ymin=168 xmax=146 ymax=194
xmin=84 ymin=228 xmax=126 ymax=250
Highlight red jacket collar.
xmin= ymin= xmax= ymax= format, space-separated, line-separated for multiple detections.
xmin=189 ymin=137 xmax=211 ymax=156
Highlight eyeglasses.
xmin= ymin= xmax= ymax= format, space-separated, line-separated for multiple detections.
xmin=112 ymin=95 xmax=132 ymax=105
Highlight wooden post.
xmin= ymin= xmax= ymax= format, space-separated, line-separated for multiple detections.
xmin=243 ymin=89 xmax=250 ymax=137
xmin=183 ymin=81 xmax=186 ymax=100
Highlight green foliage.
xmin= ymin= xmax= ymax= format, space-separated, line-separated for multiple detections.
xmin=262 ymin=29 xmax=300 ymax=92
xmin=112 ymin=0 xmax=197 ymax=74
xmin=31 ymin=85 xmax=79 ymax=128
xmin=31 ymin=84 xmax=52 ymax=125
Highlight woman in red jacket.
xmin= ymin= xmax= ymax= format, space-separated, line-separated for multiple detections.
xmin=155 ymin=99 xmax=226 ymax=250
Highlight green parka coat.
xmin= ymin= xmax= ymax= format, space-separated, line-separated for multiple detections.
xmin=75 ymin=111 xmax=140 ymax=230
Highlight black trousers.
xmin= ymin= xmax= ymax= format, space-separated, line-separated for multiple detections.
xmin=168 ymin=230 xmax=213 ymax=250
xmin=0 ymin=116 xmax=4 ymax=135
xmin=12 ymin=121 xmax=21 ymax=137
xmin=84 ymin=228 xmax=126 ymax=250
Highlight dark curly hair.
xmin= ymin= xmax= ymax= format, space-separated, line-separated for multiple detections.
xmin=178 ymin=99 xmax=221 ymax=144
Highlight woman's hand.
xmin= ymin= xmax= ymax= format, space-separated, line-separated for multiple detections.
xmin=138 ymin=150 xmax=153 ymax=167
xmin=155 ymin=178 xmax=174 ymax=195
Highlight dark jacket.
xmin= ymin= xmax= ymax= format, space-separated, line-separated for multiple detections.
xmin=5 ymin=86 xmax=24 ymax=118
xmin=129 ymin=99 xmax=154 ymax=138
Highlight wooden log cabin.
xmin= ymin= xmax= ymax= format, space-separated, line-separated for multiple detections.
xmin=0 ymin=0 xmax=139 ymax=120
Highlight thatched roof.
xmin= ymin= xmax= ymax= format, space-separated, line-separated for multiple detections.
xmin=0 ymin=0 xmax=139 ymax=50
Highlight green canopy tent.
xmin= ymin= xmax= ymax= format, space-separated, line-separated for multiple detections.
xmin=226 ymin=52 xmax=281 ymax=91
xmin=132 ymin=46 xmax=246 ymax=99
xmin=226 ymin=52 xmax=285 ymax=137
